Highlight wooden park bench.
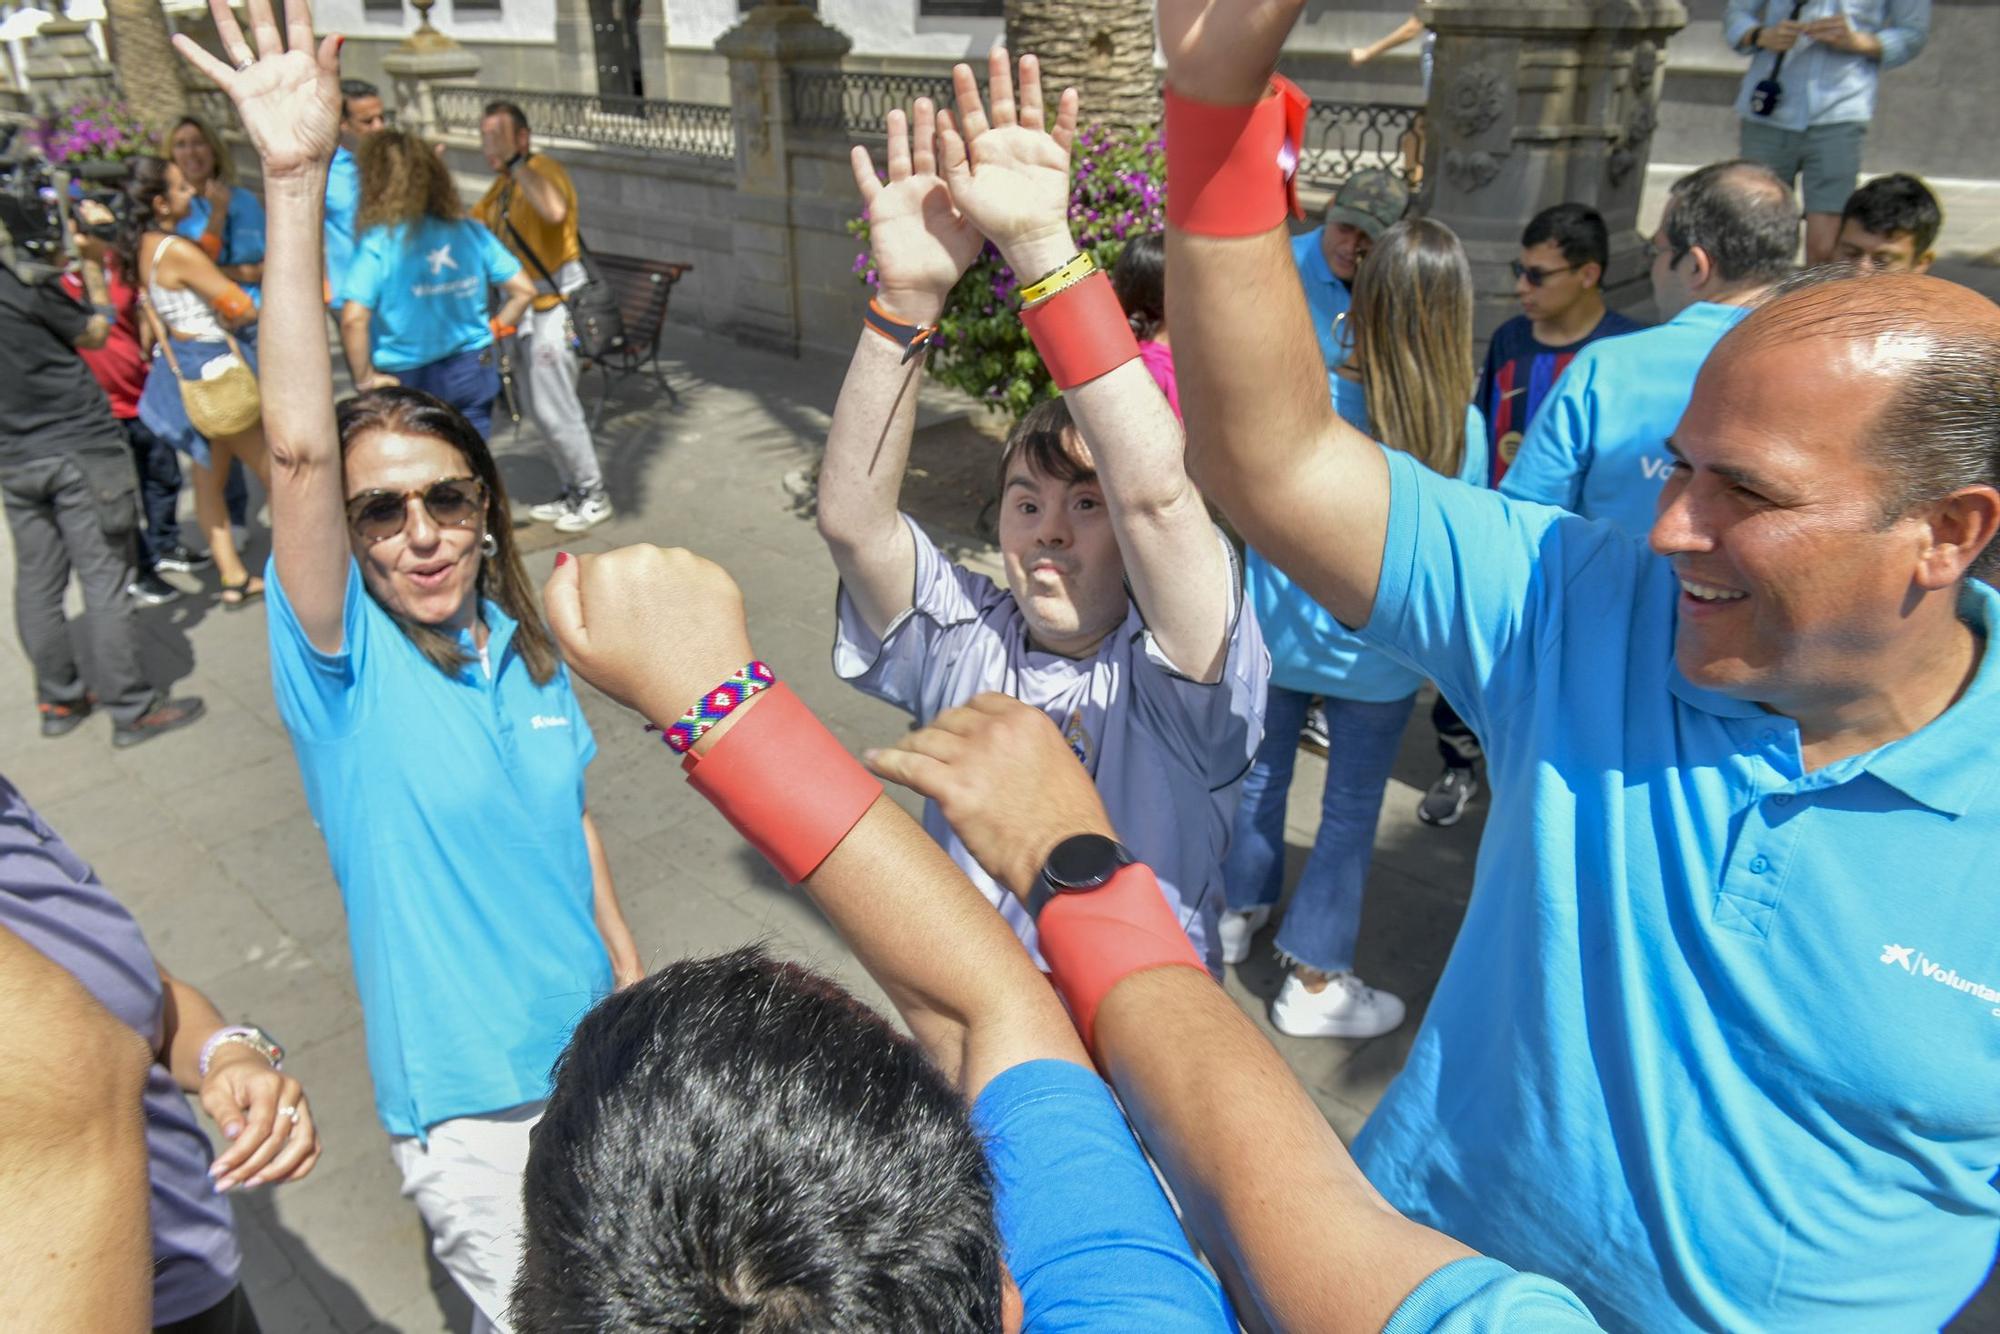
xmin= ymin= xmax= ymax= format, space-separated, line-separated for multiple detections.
xmin=580 ymin=254 xmax=692 ymax=428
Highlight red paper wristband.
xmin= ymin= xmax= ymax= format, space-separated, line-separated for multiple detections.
xmin=680 ymin=683 xmax=882 ymax=885
xmin=1036 ymin=862 xmax=1206 ymax=1054
xmin=1164 ymin=75 xmax=1310 ymax=236
xmin=1019 ymin=271 xmax=1141 ymax=391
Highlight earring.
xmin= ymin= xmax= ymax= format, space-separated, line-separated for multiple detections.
xmin=479 ymin=531 xmax=499 ymax=559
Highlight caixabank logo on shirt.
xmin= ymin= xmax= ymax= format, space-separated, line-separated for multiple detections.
xmin=1881 ymin=943 xmax=2000 ymax=1018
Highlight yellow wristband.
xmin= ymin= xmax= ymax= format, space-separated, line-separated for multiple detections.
xmin=1018 ymin=251 xmax=1096 ymax=307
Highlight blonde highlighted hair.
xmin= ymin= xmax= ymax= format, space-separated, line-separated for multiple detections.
xmin=165 ymin=116 xmax=234 ymax=187
xmin=1347 ymin=218 xmax=1475 ymax=479
xmin=356 ymin=128 xmax=462 ymax=234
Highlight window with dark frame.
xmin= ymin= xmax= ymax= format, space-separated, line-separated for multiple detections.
xmin=918 ymin=0 xmax=1003 ymax=14
xmin=361 ymin=0 xmax=401 ymax=13
xmin=454 ymin=0 xmax=500 ymax=10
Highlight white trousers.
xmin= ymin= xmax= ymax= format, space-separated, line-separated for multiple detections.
xmin=389 ymin=1100 xmax=544 ymax=1334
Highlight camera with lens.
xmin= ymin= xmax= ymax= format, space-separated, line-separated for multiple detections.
xmin=1749 ymin=77 xmax=1784 ymax=117
xmin=0 ymin=125 xmax=134 ymax=282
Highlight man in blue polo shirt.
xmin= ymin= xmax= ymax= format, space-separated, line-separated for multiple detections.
xmin=325 ymin=79 xmax=383 ymax=315
xmin=1292 ymin=167 xmax=1407 ymax=377
xmin=1165 ymin=15 xmax=2000 ymax=1321
xmin=1499 ymin=160 xmax=1796 ymax=536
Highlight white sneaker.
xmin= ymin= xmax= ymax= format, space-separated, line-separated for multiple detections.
xmin=1218 ymin=905 xmax=1271 ymax=965
xmin=527 ymin=489 xmax=576 ymax=524
xmin=1270 ymin=971 xmax=1406 ymax=1039
xmin=553 ymin=488 xmax=613 ymax=534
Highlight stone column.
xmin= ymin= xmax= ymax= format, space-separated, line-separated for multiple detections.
xmin=382 ymin=0 xmax=481 ymax=140
xmin=1419 ymin=0 xmax=1687 ymax=337
xmin=716 ymin=2 xmax=850 ymax=356
xmin=24 ymin=18 xmax=115 ymax=111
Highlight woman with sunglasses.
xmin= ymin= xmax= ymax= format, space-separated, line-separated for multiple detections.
xmin=1218 ymin=219 xmax=1487 ymax=1041
xmin=175 ymin=9 xmax=642 ymax=1329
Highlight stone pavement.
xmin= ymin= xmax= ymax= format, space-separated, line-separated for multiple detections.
xmin=2 ymin=316 xmax=1995 ymax=1331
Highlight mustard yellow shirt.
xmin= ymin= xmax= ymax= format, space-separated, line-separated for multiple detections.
xmin=476 ymin=154 xmax=581 ymax=313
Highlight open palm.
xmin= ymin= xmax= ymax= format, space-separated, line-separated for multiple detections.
xmin=936 ymin=49 xmax=1077 ymax=254
xmin=851 ymin=99 xmax=983 ymax=310
xmin=174 ymin=0 xmax=341 ymax=177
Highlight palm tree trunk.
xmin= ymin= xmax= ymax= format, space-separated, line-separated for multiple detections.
xmin=1004 ymin=0 xmax=1158 ymax=139
xmin=106 ymin=0 xmax=187 ymax=131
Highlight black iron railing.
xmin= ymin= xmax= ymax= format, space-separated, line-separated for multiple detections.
xmin=434 ymin=88 xmax=734 ymax=160
xmin=1298 ymin=101 xmax=1421 ymax=193
xmin=790 ymin=69 xmax=955 ymax=135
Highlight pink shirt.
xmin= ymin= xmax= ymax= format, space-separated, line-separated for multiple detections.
xmin=1138 ymin=339 xmax=1179 ymax=419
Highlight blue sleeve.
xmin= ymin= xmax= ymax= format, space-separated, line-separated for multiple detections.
xmin=478 ymin=223 xmax=523 ymax=286
xmin=176 ymin=198 xmax=210 ymax=244
xmin=971 ymin=1060 xmax=1234 ymax=1332
xmin=265 ymin=555 xmax=372 ymax=740
xmin=339 ymin=229 xmax=389 ymax=311
xmin=1385 ymin=1257 xmax=1603 ymax=1334
xmin=1496 ymin=348 xmax=1596 ymax=511
xmin=1876 ymin=0 xmax=1929 ymax=69
xmin=226 ymin=187 xmax=266 ymax=265
xmin=1360 ymin=452 xmax=1633 ymax=744
xmin=1722 ymin=0 xmax=1765 ymax=50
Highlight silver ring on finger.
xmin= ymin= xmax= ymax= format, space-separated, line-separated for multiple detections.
xmin=277 ymin=1103 xmax=300 ymax=1122
xmin=234 ymin=55 xmax=256 ymax=71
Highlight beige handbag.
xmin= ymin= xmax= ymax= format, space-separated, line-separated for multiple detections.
xmin=139 ymin=292 xmax=262 ymax=439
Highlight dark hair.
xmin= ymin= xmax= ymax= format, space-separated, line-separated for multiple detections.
xmin=1110 ymin=233 xmax=1166 ymax=341
xmin=1840 ymin=173 xmax=1942 ymax=257
xmin=339 ymin=78 xmax=380 ymax=119
xmin=1522 ymin=202 xmax=1609 ymax=275
xmin=1731 ymin=269 xmax=2000 ymax=581
xmin=481 ymin=100 xmax=529 ymax=136
xmin=994 ymin=395 xmax=1092 ymax=498
xmin=116 ymin=155 xmax=176 ymax=284
xmin=356 ymin=128 xmax=461 ymax=232
xmin=512 ymin=946 xmax=1004 ymax=1331
xmin=335 ymin=388 xmax=558 ymax=684
xmin=1661 ymin=160 xmax=1798 ymax=285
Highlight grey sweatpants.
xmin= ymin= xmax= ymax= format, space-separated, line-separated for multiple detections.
xmin=2 ymin=455 xmax=154 ymax=724
xmin=515 ymin=280 xmax=604 ymax=493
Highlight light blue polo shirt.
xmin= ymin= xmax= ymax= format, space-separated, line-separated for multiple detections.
xmin=266 ymin=558 xmax=611 ymax=1139
xmin=1350 ymin=451 xmax=2000 ymax=1330
xmin=1291 ymin=227 xmax=1352 ymax=375
xmin=1248 ymin=382 xmax=1485 ymax=702
xmin=337 ymin=215 xmax=522 ymax=372
xmin=324 ymin=146 xmax=360 ymax=310
xmin=178 ymin=184 xmax=266 ymax=308
xmin=1387 ymin=1258 xmax=1600 ymax=1332
xmin=1498 ymin=301 xmax=1751 ymax=537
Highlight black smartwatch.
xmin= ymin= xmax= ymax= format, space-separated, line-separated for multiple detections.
xmin=1026 ymin=833 xmax=1136 ymax=922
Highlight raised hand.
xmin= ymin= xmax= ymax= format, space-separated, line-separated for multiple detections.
xmin=543 ymin=546 xmax=754 ymax=731
xmin=935 ymin=48 xmax=1079 ymax=278
xmin=850 ymin=97 xmax=983 ymax=326
xmin=1157 ymin=0 xmax=1309 ymax=104
xmin=173 ymin=0 xmax=341 ymax=179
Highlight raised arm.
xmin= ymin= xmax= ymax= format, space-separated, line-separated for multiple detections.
xmin=868 ymin=695 xmax=1603 ymax=1333
xmin=542 ymin=545 xmax=1086 ymax=1099
xmin=175 ymin=0 xmax=349 ymax=652
xmin=1351 ymin=12 xmax=1425 ymax=65
xmin=940 ymin=50 xmax=1232 ymax=678
xmin=815 ymin=98 xmax=983 ymax=639
xmin=157 ymin=238 xmax=260 ymax=329
xmin=1161 ymin=0 xmax=1391 ymax=631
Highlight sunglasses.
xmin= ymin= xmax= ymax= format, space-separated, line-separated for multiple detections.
xmin=345 ymin=477 xmax=487 ymax=545
xmin=1511 ymin=260 xmax=1577 ymax=287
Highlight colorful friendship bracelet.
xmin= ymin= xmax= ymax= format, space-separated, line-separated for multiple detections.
xmin=649 ymin=660 xmax=777 ymax=754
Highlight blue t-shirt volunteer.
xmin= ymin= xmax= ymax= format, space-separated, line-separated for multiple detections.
xmin=266 ymin=558 xmax=611 ymax=1139
xmin=337 ymin=215 xmax=522 ymax=373
xmin=1499 ymin=301 xmax=1750 ymax=537
xmin=178 ymin=184 xmax=266 ymax=308
xmin=1350 ymin=452 xmax=2000 ymax=1329
xmin=1291 ymin=227 xmax=1352 ymax=375
xmin=1247 ymin=381 xmax=1486 ymax=703
xmin=324 ymin=145 xmax=360 ymax=309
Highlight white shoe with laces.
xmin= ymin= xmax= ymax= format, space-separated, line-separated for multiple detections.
xmin=1218 ymin=905 xmax=1271 ymax=966
xmin=527 ymin=488 xmax=576 ymax=524
xmin=554 ymin=488 xmax=614 ymax=534
xmin=1270 ymin=971 xmax=1406 ymax=1039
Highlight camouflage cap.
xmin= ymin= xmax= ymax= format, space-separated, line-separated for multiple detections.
xmin=1328 ymin=168 xmax=1411 ymax=240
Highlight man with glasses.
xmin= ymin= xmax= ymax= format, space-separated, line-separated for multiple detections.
xmin=1499 ymin=161 xmax=1796 ymax=538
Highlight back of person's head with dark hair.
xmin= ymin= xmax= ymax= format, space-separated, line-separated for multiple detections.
xmin=340 ymin=78 xmax=379 ymax=118
xmin=1662 ymin=160 xmax=1798 ymax=285
xmin=994 ymin=395 xmax=1091 ymax=497
xmin=1521 ymin=202 xmax=1610 ymax=273
xmin=1840 ymin=173 xmax=1942 ymax=256
xmin=481 ymin=100 xmax=529 ymax=137
xmin=513 ymin=946 xmax=1005 ymax=1331
xmin=1110 ymin=233 xmax=1166 ymax=341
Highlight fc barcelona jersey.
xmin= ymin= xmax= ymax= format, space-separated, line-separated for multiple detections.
xmin=1478 ymin=309 xmax=1642 ymax=486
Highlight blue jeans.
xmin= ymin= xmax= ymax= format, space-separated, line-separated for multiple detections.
xmin=398 ymin=346 xmax=503 ymax=441
xmin=1224 ymin=683 xmax=1415 ymax=974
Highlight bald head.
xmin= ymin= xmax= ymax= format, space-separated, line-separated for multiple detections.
xmin=1660 ymin=160 xmax=1798 ymax=288
xmin=1720 ymin=271 xmax=2000 ymax=578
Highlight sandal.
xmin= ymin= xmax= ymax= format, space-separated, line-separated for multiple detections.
xmin=220 ymin=578 xmax=265 ymax=610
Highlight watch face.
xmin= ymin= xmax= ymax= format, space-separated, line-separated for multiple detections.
xmin=1045 ymin=833 xmax=1128 ymax=892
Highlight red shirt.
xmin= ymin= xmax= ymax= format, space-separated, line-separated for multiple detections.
xmin=59 ymin=266 xmax=148 ymax=419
